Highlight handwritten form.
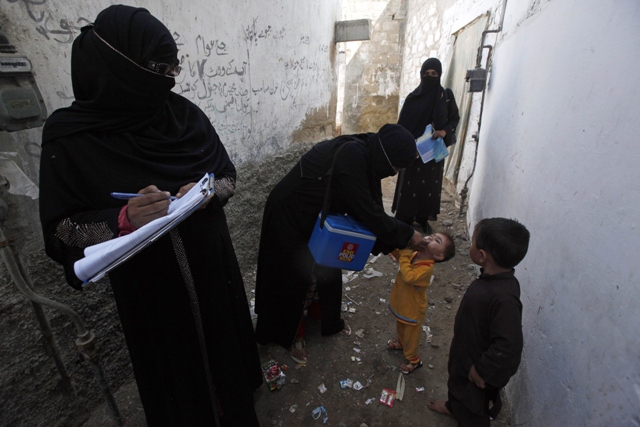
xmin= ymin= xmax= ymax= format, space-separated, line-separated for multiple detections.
xmin=75 ymin=173 xmax=214 ymax=284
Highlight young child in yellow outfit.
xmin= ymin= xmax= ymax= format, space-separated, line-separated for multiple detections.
xmin=388 ymin=232 xmax=455 ymax=374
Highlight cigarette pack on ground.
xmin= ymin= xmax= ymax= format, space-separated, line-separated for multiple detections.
xmin=261 ymin=359 xmax=286 ymax=391
xmin=379 ymin=388 xmax=396 ymax=407
xmin=308 ymin=213 xmax=376 ymax=271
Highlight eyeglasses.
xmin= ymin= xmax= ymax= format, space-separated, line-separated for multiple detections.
xmin=91 ymin=26 xmax=181 ymax=78
xmin=147 ymin=60 xmax=181 ymax=77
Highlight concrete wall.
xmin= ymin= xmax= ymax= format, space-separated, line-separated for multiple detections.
xmin=338 ymin=0 xmax=404 ymax=134
xmin=405 ymin=0 xmax=640 ymax=424
xmin=0 ymin=0 xmax=341 ymax=255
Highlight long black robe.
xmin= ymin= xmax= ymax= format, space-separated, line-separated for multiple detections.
xmin=392 ymin=59 xmax=449 ymax=224
xmin=255 ymin=129 xmax=417 ymax=349
xmin=447 ymin=270 xmax=523 ymax=423
xmin=39 ymin=6 xmax=261 ymax=426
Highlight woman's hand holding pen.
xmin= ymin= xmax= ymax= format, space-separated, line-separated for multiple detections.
xmin=126 ymin=185 xmax=173 ymax=229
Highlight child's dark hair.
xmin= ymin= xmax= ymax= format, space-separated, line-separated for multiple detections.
xmin=474 ymin=218 xmax=529 ymax=269
xmin=436 ymin=232 xmax=456 ymax=263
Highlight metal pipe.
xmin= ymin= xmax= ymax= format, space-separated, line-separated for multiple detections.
xmin=459 ymin=0 xmax=508 ymax=215
xmin=0 ymin=226 xmax=124 ymax=426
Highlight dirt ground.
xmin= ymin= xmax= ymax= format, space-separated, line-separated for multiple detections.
xmin=0 ymin=143 xmax=512 ymax=426
xmin=80 ymin=182 xmax=513 ymax=427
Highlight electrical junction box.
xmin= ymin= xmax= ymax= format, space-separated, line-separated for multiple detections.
xmin=0 ymin=55 xmax=48 ymax=132
xmin=465 ymin=68 xmax=487 ymax=93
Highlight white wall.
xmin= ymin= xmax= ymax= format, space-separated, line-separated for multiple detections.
xmin=468 ymin=0 xmax=640 ymax=425
xmin=403 ymin=0 xmax=640 ymax=424
xmin=1 ymin=0 xmax=340 ymax=163
xmin=0 ymin=0 xmax=340 ymax=253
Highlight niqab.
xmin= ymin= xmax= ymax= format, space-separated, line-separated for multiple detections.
xmin=41 ymin=5 xmax=234 ymax=187
xmin=398 ymin=57 xmax=446 ymax=137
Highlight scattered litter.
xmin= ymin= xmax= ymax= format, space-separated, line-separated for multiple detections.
xmin=318 ymin=383 xmax=327 ymax=394
xmin=379 ymin=298 xmax=386 ymax=303
xmin=363 ymin=268 xmax=383 ymax=279
xmin=379 ymin=388 xmax=396 ymax=408
xmin=375 ymin=311 xmax=381 ymax=315
xmin=346 ymin=294 xmax=362 ymax=306
xmin=291 ymin=379 xmax=299 ymax=384
xmin=368 ymin=254 xmax=382 ymax=263
xmin=348 ymin=307 xmax=357 ymax=313
xmin=396 ymin=373 xmax=405 ymax=401
xmin=289 ymin=404 xmax=298 ymax=413
xmin=353 ymin=347 xmax=361 ymax=353
xmin=428 ymin=364 xmax=434 ymax=369
xmin=346 ymin=286 xmax=351 ymax=291
xmin=354 ymin=341 xmax=362 ymax=347
xmin=351 ymin=356 xmax=362 ymax=362
xmin=430 ymin=275 xmax=435 ymax=285
xmin=365 ymin=398 xmax=375 ymax=405
xmin=422 ymin=325 xmax=433 ymax=343
xmin=355 ymin=329 xmax=365 ymax=338
xmin=342 ymin=272 xmax=359 ymax=284
xmin=342 ymin=302 xmax=348 ymax=312
xmin=415 ymin=387 xmax=425 ymax=392
xmin=311 ymin=405 xmax=328 ymax=424
xmin=353 ymin=381 xmax=364 ymax=391
xmin=261 ymin=360 xmax=286 ymax=391
xmin=340 ymin=379 xmax=353 ymax=389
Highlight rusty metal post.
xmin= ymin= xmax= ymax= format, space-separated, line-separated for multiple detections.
xmin=0 ymin=226 xmax=124 ymax=426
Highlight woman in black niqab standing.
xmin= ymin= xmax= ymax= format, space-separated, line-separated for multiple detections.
xmin=39 ymin=5 xmax=262 ymax=426
xmin=392 ymin=58 xmax=449 ymax=234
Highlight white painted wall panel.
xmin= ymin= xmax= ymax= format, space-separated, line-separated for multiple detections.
xmin=468 ymin=0 xmax=640 ymax=424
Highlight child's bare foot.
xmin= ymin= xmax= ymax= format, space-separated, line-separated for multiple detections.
xmin=427 ymin=399 xmax=453 ymax=417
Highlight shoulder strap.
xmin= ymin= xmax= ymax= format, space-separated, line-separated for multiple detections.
xmin=320 ymin=142 xmax=353 ymax=228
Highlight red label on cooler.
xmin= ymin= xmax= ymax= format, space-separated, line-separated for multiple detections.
xmin=338 ymin=242 xmax=358 ymax=262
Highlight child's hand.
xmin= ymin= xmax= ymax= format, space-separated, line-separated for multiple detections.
xmin=468 ymin=365 xmax=486 ymax=389
xmin=389 ymin=249 xmax=400 ymax=262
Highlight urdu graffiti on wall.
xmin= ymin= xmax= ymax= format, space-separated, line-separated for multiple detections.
xmin=8 ymin=0 xmax=90 ymax=43
xmin=173 ymin=16 xmax=331 ymax=162
xmin=11 ymin=3 xmax=332 ymax=163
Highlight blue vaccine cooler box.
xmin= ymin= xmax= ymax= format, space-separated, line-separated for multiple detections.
xmin=308 ymin=213 xmax=376 ymax=271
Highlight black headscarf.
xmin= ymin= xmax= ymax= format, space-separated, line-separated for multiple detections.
xmin=40 ymin=5 xmax=236 ymax=243
xmin=300 ymin=124 xmax=416 ymax=182
xmin=370 ymin=123 xmax=417 ymax=180
xmin=41 ymin=4 xmax=235 ymax=188
xmin=397 ymin=57 xmax=446 ymax=137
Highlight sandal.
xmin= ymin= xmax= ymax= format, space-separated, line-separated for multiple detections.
xmin=400 ymin=360 xmax=423 ymax=375
xmin=387 ymin=338 xmax=404 ymax=350
xmin=340 ymin=322 xmax=352 ymax=337
xmin=290 ymin=339 xmax=308 ymax=364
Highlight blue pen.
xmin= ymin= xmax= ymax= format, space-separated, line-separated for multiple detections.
xmin=111 ymin=192 xmax=177 ymax=201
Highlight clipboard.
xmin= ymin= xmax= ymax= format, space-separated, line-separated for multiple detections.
xmin=75 ymin=173 xmax=215 ymax=284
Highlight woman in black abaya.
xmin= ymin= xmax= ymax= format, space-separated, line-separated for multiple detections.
xmin=392 ymin=58 xmax=449 ymax=234
xmin=39 ymin=6 xmax=261 ymax=426
xmin=255 ymin=124 xmax=429 ymax=364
